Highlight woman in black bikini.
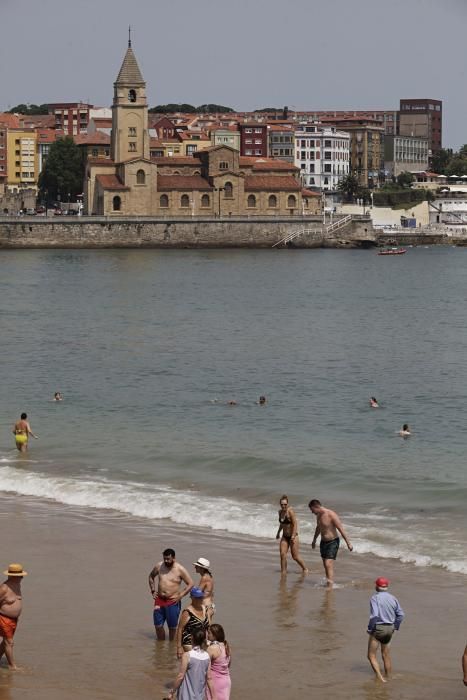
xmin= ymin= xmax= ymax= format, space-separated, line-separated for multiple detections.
xmin=276 ymin=495 xmax=309 ymax=575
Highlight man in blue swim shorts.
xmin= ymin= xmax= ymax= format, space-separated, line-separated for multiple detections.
xmin=309 ymin=499 xmax=353 ymax=588
xmin=148 ymin=548 xmax=193 ymax=641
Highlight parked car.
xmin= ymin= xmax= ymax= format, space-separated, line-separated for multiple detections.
xmin=54 ymin=209 xmax=63 ymax=216
xmin=35 ymin=206 xmax=46 ymax=214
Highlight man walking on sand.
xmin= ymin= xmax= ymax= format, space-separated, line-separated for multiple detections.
xmin=367 ymin=577 xmax=404 ymax=683
xmin=0 ymin=563 xmax=27 ymax=670
xmin=12 ymin=413 xmax=38 ymax=453
xmin=309 ymin=499 xmax=353 ymax=587
xmin=149 ymin=548 xmax=193 ymax=641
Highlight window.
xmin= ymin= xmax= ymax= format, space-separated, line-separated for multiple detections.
xmin=113 ymin=196 xmax=121 ymax=211
xmin=245 ymin=128 xmax=253 ymax=133
xmin=245 ymin=139 xmax=253 ymax=144
xmin=324 ymin=164 xmax=332 ymax=172
xmin=128 ymin=89 xmax=136 ymax=103
xmin=160 ymin=194 xmax=169 ymax=208
xmin=268 ymin=194 xmax=277 ymax=208
xmin=181 ymin=194 xmax=190 ymax=207
xmin=287 ymin=195 xmax=296 ymax=208
xmin=324 ymin=152 xmax=332 ymax=160
xmin=254 ymin=150 xmax=261 ymax=155
xmin=201 ymin=194 xmax=210 ymax=207
xmin=325 ymin=140 xmax=332 ymax=148
xmin=224 ymin=182 xmax=233 ymax=198
xmin=245 ymin=149 xmax=252 ymax=155
xmin=255 ymin=128 xmax=262 ymax=133
xmin=219 ymin=161 xmax=229 ymax=170
xmin=129 ymin=142 xmax=136 ymax=152
xmin=247 ymin=194 xmax=256 ymax=207
xmin=128 ymin=127 xmax=136 ymax=136
xmin=255 ymin=139 xmax=262 ymax=144
xmin=136 ymin=169 xmax=145 ymax=184
xmin=92 ymin=148 xmax=98 ymax=157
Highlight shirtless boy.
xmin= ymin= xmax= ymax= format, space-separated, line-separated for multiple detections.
xmin=0 ymin=563 xmax=27 ymax=669
xmin=12 ymin=413 xmax=38 ymax=453
xmin=148 ymin=549 xmax=193 ymax=640
xmin=309 ymin=499 xmax=353 ymax=587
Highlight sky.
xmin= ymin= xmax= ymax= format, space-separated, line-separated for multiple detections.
xmin=1 ymin=0 xmax=467 ymax=148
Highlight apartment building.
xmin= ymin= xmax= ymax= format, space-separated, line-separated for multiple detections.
xmin=294 ymin=123 xmax=350 ymax=191
xmin=399 ymin=99 xmax=442 ymax=156
xmin=384 ymin=135 xmax=429 ymax=178
xmin=6 ymin=128 xmax=38 ymax=192
xmin=324 ymin=117 xmax=385 ymax=188
xmin=0 ymin=124 xmax=7 ymax=191
xmin=268 ymin=124 xmax=294 ymax=163
xmin=210 ymin=126 xmax=240 ymax=151
xmin=238 ymin=123 xmax=268 ymax=157
xmin=48 ymin=102 xmax=92 ymax=136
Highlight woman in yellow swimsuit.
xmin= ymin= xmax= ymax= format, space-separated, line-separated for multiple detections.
xmin=13 ymin=413 xmax=38 ymax=453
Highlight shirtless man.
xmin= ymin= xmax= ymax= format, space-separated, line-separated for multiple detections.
xmin=0 ymin=563 xmax=27 ymax=669
xmin=12 ymin=413 xmax=38 ymax=453
xmin=148 ymin=548 xmax=193 ymax=640
xmin=309 ymin=499 xmax=353 ymax=587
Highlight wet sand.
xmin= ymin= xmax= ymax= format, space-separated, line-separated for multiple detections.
xmin=0 ymin=493 xmax=466 ymax=700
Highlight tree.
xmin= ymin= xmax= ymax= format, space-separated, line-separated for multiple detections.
xmin=8 ymin=103 xmax=48 ymax=115
xmin=431 ymin=148 xmax=452 ymax=174
xmin=38 ymin=137 xmax=84 ymax=203
xmin=148 ymin=103 xmax=234 ymax=114
xmin=396 ymin=171 xmax=414 ymax=188
xmin=445 ymin=157 xmax=467 ymax=177
xmin=337 ymin=173 xmax=362 ymax=200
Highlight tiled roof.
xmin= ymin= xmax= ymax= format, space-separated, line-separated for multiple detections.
xmin=153 ymin=157 xmax=200 ymax=165
xmin=19 ymin=114 xmax=55 ymax=128
xmin=95 ymin=174 xmax=129 ymax=190
xmin=157 ymin=175 xmax=212 ymax=191
xmin=268 ymin=124 xmax=294 ymax=131
xmin=244 ymin=175 xmax=300 ymax=191
xmin=87 ymin=158 xmax=115 ymax=166
xmin=74 ymin=132 xmax=110 ymax=145
xmin=302 ymin=188 xmax=321 ymax=197
xmin=0 ymin=113 xmax=20 ymax=128
xmin=239 ymin=157 xmax=298 ymax=171
xmin=37 ymin=129 xmax=56 ymax=143
xmin=115 ymin=46 xmax=144 ymax=85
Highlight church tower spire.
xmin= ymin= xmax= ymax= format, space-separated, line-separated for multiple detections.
xmin=111 ymin=35 xmax=149 ymax=163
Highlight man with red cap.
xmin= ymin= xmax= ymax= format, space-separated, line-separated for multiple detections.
xmin=367 ymin=577 xmax=405 ymax=683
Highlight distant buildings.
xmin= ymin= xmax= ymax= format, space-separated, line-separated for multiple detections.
xmin=399 ymin=99 xmax=442 ymax=157
xmin=48 ymin=102 xmax=92 ymax=136
xmin=384 ymin=135 xmax=429 ymax=178
xmin=294 ymin=123 xmax=350 ymax=190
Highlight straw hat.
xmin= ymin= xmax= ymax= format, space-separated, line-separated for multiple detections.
xmin=3 ymin=563 xmax=28 ymax=577
xmin=193 ymin=557 xmax=211 ymax=572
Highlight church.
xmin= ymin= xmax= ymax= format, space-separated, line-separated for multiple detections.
xmin=84 ymin=40 xmax=319 ymax=217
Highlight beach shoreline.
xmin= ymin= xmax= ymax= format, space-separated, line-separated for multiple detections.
xmin=0 ymin=492 xmax=466 ymax=700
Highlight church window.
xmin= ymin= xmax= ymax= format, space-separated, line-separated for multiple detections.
xmin=201 ymin=194 xmax=210 ymax=207
xmin=160 ymin=194 xmax=169 ymax=208
xmin=128 ymin=127 xmax=137 ymax=136
xmin=112 ymin=196 xmax=121 ymax=211
xmin=136 ymin=169 xmax=146 ymax=184
xmin=219 ymin=161 xmax=229 ymax=170
xmin=129 ymin=142 xmax=136 ymax=152
xmin=181 ymin=194 xmax=190 ymax=207
xmin=128 ymin=89 xmax=136 ymax=103
xmin=224 ymin=182 xmax=233 ymax=198
xmin=247 ymin=194 xmax=256 ymax=208
xmin=287 ymin=195 xmax=297 ymax=208
xmin=268 ymin=194 xmax=277 ymax=208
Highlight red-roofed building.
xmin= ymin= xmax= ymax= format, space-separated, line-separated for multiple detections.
xmin=239 ymin=122 xmax=268 ymax=157
xmin=48 ymin=102 xmax=93 ymax=136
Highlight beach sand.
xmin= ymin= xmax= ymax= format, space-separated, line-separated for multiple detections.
xmin=0 ymin=492 xmax=466 ymax=700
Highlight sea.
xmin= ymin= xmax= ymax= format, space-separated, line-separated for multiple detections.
xmin=1 ymin=246 xmax=467 ymax=575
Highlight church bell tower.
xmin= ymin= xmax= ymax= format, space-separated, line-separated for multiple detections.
xmin=111 ymin=30 xmax=150 ymax=163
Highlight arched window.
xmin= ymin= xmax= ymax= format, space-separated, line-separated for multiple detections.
xmin=181 ymin=194 xmax=190 ymax=207
xmin=219 ymin=161 xmax=229 ymax=170
xmin=201 ymin=194 xmax=210 ymax=207
xmin=113 ymin=196 xmax=121 ymax=211
xmin=136 ymin=169 xmax=146 ymax=184
xmin=247 ymin=194 xmax=256 ymax=208
xmin=287 ymin=195 xmax=297 ymax=208
xmin=128 ymin=89 xmax=136 ymax=103
xmin=268 ymin=194 xmax=277 ymax=208
xmin=224 ymin=182 xmax=233 ymax=198
xmin=160 ymin=194 xmax=169 ymax=208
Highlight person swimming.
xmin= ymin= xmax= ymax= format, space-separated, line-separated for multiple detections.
xmin=370 ymin=397 xmax=379 ymax=408
xmin=258 ymin=395 xmax=267 ymax=405
xmin=53 ymin=392 xmax=63 ymax=401
xmin=399 ymin=423 xmax=411 ymax=437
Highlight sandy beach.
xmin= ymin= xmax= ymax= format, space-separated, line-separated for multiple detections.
xmin=0 ymin=492 xmax=465 ymax=700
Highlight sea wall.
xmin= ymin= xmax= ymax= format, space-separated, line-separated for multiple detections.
xmin=0 ymin=216 xmax=375 ymax=249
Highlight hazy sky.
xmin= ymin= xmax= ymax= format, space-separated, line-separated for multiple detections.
xmin=1 ymin=0 xmax=466 ymax=148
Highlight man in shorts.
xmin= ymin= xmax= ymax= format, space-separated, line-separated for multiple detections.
xmin=309 ymin=499 xmax=353 ymax=587
xmin=367 ymin=577 xmax=405 ymax=682
xmin=0 ymin=563 xmax=28 ymax=670
xmin=148 ymin=548 xmax=193 ymax=641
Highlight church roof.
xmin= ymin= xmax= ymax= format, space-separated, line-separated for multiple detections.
xmin=96 ymin=174 xmax=129 ymax=190
xmin=115 ymin=45 xmax=145 ymax=86
xmin=244 ymin=175 xmax=300 ymax=191
xmin=157 ymin=175 xmax=213 ymax=191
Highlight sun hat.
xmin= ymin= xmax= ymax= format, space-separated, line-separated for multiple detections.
xmin=193 ymin=557 xmax=211 ymax=572
xmin=190 ymin=587 xmax=205 ymax=598
xmin=3 ymin=563 xmax=28 ymax=577
xmin=375 ymin=577 xmax=389 ymax=588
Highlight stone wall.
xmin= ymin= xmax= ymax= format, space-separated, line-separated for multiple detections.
xmin=0 ymin=215 xmax=375 ymax=249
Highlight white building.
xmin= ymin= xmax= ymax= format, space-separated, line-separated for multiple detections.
xmin=294 ymin=123 xmax=350 ymax=191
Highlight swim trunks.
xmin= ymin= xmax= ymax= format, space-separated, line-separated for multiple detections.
xmin=14 ymin=434 xmax=27 ymax=445
xmin=372 ymin=624 xmax=394 ymax=644
xmin=153 ymin=597 xmax=181 ymax=629
xmin=0 ymin=614 xmax=18 ymax=641
xmin=320 ymin=537 xmax=340 ymax=560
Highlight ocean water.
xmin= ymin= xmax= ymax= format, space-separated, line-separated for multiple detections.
xmin=1 ymin=246 xmax=467 ymax=573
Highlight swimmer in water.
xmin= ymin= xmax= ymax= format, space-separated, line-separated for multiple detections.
xmin=258 ymin=395 xmax=267 ymax=405
xmin=399 ymin=424 xmax=411 ymax=437
xmin=370 ymin=397 xmax=379 ymax=408
xmin=53 ymin=392 xmax=63 ymax=401
xmin=12 ymin=413 xmax=38 ymax=453
xmin=228 ymin=400 xmax=237 ymax=406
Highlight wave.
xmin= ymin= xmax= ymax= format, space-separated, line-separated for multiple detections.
xmin=1 ymin=465 xmax=467 ymax=575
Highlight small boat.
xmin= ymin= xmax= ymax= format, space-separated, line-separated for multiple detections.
xmin=377 ymin=247 xmax=407 ymax=256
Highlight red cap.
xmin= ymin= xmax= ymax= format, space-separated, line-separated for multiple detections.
xmin=375 ymin=577 xmax=389 ymax=588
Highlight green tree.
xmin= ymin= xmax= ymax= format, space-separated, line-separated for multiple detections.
xmin=337 ymin=173 xmax=362 ymax=200
xmin=445 ymin=157 xmax=467 ymax=177
xmin=396 ymin=171 xmax=414 ymax=188
xmin=196 ymin=104 xmax=234 ymax=113
xmin=431 ymin=148 xmax=452 ymax=174
xmin=8 ymin=103 xmax=48 ymax=115
xmin=38 ymin=137 xmax=84 ymax=203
